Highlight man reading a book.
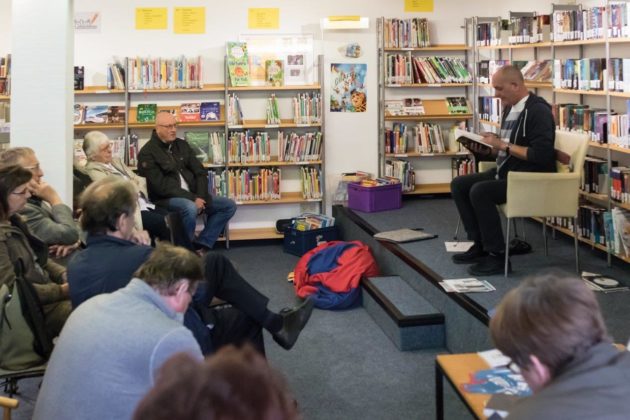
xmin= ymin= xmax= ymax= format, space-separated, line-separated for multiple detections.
xmin=138 ymin=111 xmax=236 ymax=250
xmin=450 ymin=65 xmax=555 ymax=275
xmin=490 ymin=272 xmax=630 ymax=419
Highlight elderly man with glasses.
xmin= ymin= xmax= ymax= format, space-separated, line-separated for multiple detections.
xmin=137 ymin=111 xmax=236 ymax=251
xmin=0 ymin=147 xmax=81 ymax=258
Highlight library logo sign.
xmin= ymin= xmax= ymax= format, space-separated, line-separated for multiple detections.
xmin=75 ymin=12 xmax=101 ymax=33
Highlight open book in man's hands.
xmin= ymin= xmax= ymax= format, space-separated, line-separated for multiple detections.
xmin=455 ymin=128 xmax=493 ymax=154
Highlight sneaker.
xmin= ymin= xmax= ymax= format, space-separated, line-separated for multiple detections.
xmin=467 ymin=254 xmax=511 ymax=276
xmin=452 ymin=243 xmax=488 ymax=264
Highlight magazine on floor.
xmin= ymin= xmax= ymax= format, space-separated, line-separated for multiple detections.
xmin=439 ymin=278 xmax=495 ymax=293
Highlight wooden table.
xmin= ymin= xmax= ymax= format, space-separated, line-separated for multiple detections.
xmin=435 ymin=353 xmax=491 ymax=420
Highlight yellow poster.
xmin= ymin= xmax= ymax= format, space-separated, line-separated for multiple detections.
xmin=174 ymin=7 xmax=205 ymax=34
xmin=404 ymin=0 xmax=434 ymax=12
xmin=135 ymin=8 xmax=167 ymax=30
xmin=248 ymin=8 xmax=280 ymax=30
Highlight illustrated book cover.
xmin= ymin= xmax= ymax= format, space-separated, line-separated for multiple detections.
xmin=180 ymin=103 xmax=201 ymax=122
xmin=227 ymin=42 xmax=250 ymax=87
xmin=265 ymin=59 xmax=284 ymax=87
xmin=200 ymin=102 xmax=220 ymax=121
xmin=136 ymin=103 xmax=157 ymax=123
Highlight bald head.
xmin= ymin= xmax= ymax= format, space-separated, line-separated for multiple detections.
xmin=492 ymin=65 xmax=528 ymax=107
xmin=79 ymin=176 xmax=137 ymax=236
xmin=155 ymin=111 xmax=178 ymax=143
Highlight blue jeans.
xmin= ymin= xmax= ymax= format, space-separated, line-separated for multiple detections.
xmin=167 ymin=196 xmax=236 ymax=249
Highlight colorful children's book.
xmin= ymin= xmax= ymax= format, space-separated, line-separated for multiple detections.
xmin=107 ymin=106 xmax=126 ymax=124
xmin=227 ymin=42 xmax=250 ymax=87
xmin=265 ymin=59 xmax=284 ymax=87
xmin=200 ymin=102 xmax=220 ymax=121
xmin=180 ymin=103 xmax=201 ymax=122
xmin=84 ymin=105 xmax=110 ymax=124
xmin=136 ymin=104 xmax=157 ymax=123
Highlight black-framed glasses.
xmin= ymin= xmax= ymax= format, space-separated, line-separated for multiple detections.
xmin=158 ymin=124 xmax=178 ymax=130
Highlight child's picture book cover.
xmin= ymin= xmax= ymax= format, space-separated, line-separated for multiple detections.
xmin=227 ymin=42 xmax=250 ymax=87
xmin=180 ymin=103 xmax=201 ymax=122
xmin=136 ymin=103 xmax=157 ymax=123
xmin=265 ymin=59 xmax=284 ymax=87
xmin=200 ymin=102 xmax=221 ymax=121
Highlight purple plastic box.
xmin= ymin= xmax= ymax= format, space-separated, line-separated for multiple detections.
xmin=347 ymin=182 xmax=402 ymax=213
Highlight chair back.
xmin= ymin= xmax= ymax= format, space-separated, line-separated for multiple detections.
xmin=554 ymin=130 xmax=590 ymax=175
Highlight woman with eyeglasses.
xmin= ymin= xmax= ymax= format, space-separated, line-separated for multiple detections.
xmin=0 ymin=165 xmax=72 ymax=341
xmin=82 ymin=130 xmax=170 ymax=246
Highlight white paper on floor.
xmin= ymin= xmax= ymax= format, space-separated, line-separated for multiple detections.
xmin=445 ymin=241 xmax=474 ymax=252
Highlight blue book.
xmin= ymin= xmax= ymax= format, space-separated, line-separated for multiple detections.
xmin=200 ymin=102 xmax=220 ymax=121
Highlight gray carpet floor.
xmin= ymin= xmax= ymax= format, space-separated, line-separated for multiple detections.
xmin=5 ymin=240 xmax=471 ymax=420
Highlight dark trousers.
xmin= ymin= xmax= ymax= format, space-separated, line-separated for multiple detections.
xmin=450 ymin=169 xmax=507 ymax=254
xmin=184 ymin=253 xmax=268 ymax=355
xmin=141 ymin=207 xmax=171 ymax=244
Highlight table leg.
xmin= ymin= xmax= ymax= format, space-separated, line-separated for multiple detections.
xmin=435 ymin=360 xmax=444 ymax=420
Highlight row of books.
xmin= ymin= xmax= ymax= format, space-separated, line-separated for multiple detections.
xmin=127 ymin=56 xmax=203 ymax=90
xmin=476 ymin=21 xmax=505 ymax=47
xmin=553 ymin=58 xmax=606 ymax=91
xmin=227 ymin=131 xmax=272 ymax=164
xmin=74 ymin=105 xmax=126 ymax=125
xmin=383 ymin=18 xmax=431 ymax=48
xmin=478 ymin=60 xmax=552 ymax=84
xmin=299 ymin=167 xmax=322 ymax=199
xmin=291 ymin=213 xmax=335 ymax=231
xmin=610 ymin=166 xmax=630 ymax=203
xmin=384 ymin=98 xmax=425 ymax=116
xmin=222 ymin=167 xmax=282 ymax=201
xmin=582 ymin=156 xmax=610 ymax=194
xmin=478 ymin=96 xmax=502 ymax=123
xmin=552 ymin=104 xmax=607 ymax=141
xmin=508 ymin=14 xmax=550 ymax=44
xmin=278 ymin=132 xmax=322 ymax=162
xmin=0 ymin=102 xmax=9 ymax=133
xmin=384 ymin=159 xmax=415 ymax=192
xmin=292 ymin=93 xmax=322 ymax=125
xmin=385 ymin=122 xmax=448 ymax=155
xmin=184 ymin=131 xmax=226 ymax=165
xmin=452 ymin=157 xmax=475 ymax=178
xmin=385 ymin=54 xmax=471 ymax=85
xmin=608 ymin=58 xmax=630 ymax=93
xmin=266 ymin=95 xmax=280 ymax=125
xmin=107 ymin=62 xmax=125 ymax=90
xmin=551 ymin=5 xmax=630 ymax=42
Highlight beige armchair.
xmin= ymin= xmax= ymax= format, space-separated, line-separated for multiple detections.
xmin=501 ymin=130 xmax=590 ymax=276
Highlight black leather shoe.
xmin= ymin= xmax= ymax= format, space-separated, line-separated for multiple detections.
xmin=452 ymin=243 xmax=488 ymax=264
xmin=467 ymin=254 xmax=511 ymax=276
xmin=273 ymin=298 xmax=315 ymax=350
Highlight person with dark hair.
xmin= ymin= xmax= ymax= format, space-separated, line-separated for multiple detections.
xmin=0 ymin=165 xmax=71 ymax=339
xmin=0 ymin=147 xmax=81 ymax=258
xmin=33 ymin=244 xmax=204 ymax=420
xmin=451 ymin=65 xmax=556 ymax=275
xmin=490 ymin=272 xmax=630 ymax=419
xmin=134 ymin=345 xmax=300 ymax=420
xmin=68 ymin=177 xmax=314 ymax=353
xmin=137 ymin=110 xmax=236 ymax=250
xmin=82 ymin=130 xmax=171 ymax=245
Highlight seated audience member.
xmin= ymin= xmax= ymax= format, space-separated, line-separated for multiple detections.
xmin=0 ymin=147 xmax=81 ymax=258
xmin=68 ymin=177 xmax=314 ymax=353
xmin=0 ymin=165 xmax=71 ymax=339
xmin=82 ymin=130 xmax=171 ymax=244
xmin=134 ymin=344 xmax=300 ymax=420
xmin=33 ymin=244 xmax=204 ymax=420
xmin=490 ymin=272 xmax=630 ymax=419
xmin=137 ymin=110 xmax=237 ymax=250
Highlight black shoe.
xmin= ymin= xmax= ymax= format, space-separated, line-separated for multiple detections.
xmin=467 ymin=254 xmax=511 ymax=276
xmin=509 ymin=238 xmax=532 ymax=255
xmin=272 ymin=298 xmax=315 ymax=350
xmin=452 ymin=243 xmax=488 ymax=264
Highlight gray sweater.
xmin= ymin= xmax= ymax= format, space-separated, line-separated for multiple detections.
xmin=33 ymin=278 xmax=202 ymax=420
xmin=508 ymin=342 xmax=630 ymax=420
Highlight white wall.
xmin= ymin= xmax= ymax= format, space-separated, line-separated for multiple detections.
xmin=0 ymin=0 xmax=582 ymax=226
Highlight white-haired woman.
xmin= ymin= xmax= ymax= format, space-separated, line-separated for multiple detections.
xmin=82 ymin=131 xmax=169 ymax=244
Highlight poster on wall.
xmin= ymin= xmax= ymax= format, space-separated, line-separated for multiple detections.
xmin=330 ymin=63 xmax=367 ymax=113
xmin=74 ymin=12 xmax=101 ymax=33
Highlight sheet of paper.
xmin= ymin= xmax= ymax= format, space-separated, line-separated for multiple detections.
xmin=135 ymin=8 xmax=167 ymax=30
xmin=248 ymin=8 xmax=280 ymax=29
xmin=445 ymin=241 xmax=474 ymax=252
xmin=478 ymin=349 xmax=511 ymax=368
xmin=174 ymin=7 xmax=205 ymax=34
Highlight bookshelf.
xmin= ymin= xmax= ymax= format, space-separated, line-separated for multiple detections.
xmin=377 ymin=17 xmax=473 ymax=195
xmin=466 ymin=1 xmax=630 ymax=267
xmin=222 ymin=54 xmax=325 ymax=240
